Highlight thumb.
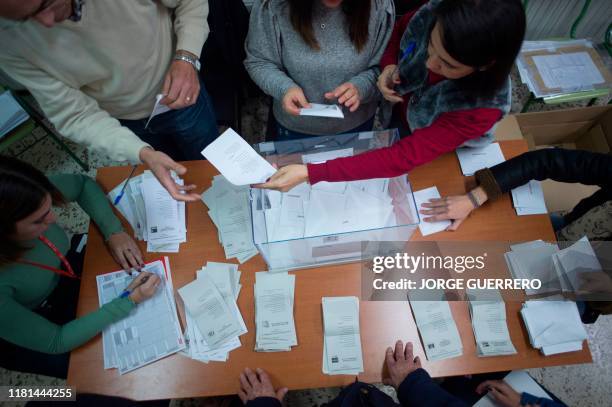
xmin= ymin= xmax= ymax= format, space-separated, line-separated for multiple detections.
xmin=447 ymin=218 xmax=465 ymax=231
xmin=276 ymin=387 xmax=288 ymax=402
xmin=296 ymin=91 xmax=310 ymax=108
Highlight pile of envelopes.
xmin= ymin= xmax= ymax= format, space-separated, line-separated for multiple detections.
xmin=201 ymin=175 xmax=259 ymax=263
xmin=108 ymin=170 xmax=186 ymax=252
xmin=520 ymin=299 xmax=587 ymax=355
xmin=178 ymin=262 xmax=246 ymax=362
xmin=467 ymin=289 xmax=517 ymax=357
xmin=254 ymin=272 xmax=297 ymax=352
xmin=505 ymin=237 xmax=603 ymax=295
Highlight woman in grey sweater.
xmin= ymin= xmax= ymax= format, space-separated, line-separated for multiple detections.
xmin=244 ymin=0 xmax=394 ymax=140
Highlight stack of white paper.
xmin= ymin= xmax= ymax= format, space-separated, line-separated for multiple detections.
xmin=551 ymin=236 xmax=603 ymax=293
xmin=178 ymin=262 xmax=247 ymax=363
xmin=511 ymin=180 xmax=547 ymax=215
xmin=474 ymin=370 xmax=552 ymax=407
xmin=201 ymin=175 xmax=259 ymax=263
xmin=107 ymin=170 xmax=186 ymax=253
xmin=96 ymin=257 xmax=185 ymax=374
xmin=504 ymin=240 xmax=561 ymax=295
xmin=410 ymin=300 xmax=463 ymax=361
xmin=0 ymin=91 xmax=29 ymax=138
xmin=455 ymin=143 xmax=505 ymax=176
xmin=467 ymin=290 xmax=517 ymax=357
xmin=520 ymin=298 xmax=587 ymax=355
xmin=254 ymin=272 xmax=297 ymax=352
xmin=322 ymin=296 xmax=363 ymax=375
xmin=180 ymin=262 xmax=245 ymax=362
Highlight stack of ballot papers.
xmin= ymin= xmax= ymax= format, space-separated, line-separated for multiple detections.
xmin=259 ymin=177 xmax=396 ymax=242
xmin=455 ymin=143 xmax=505 ymax=176
xmin=520 ymin=298 xmax=587 ymax=355
xmin=322 ymin=296 xmax=363 ymax=375
xmin=254 ymin=272 xmax=297 ymax=351
xmin=178 ymin=262 xmax=247 ymax=363
xmin=511 ymin=180 xmax=547 ymax=215
xmin=96 ymin=257 xmax=185 ymax=374
xmin=474 ymin=370 xmax=552 ymax=407
xmin=505 ymin=237 xmax=603 ymax=295
xmin=108 ymin=170 xmax=186 ymax=253
xmin=410 ymin=300 xmax=463 ymax=361
xmin=201 ymin=175 xmax=259 ymax=263
xmin=505 ymin=240 xmax=561 ymax=295
xmin=467 ymin=290 xmax=517 ymax=357
xmin=0 ymin=91 xmax=29 ymax=138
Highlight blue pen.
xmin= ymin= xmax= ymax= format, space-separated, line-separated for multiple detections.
xmin=390 ymin=41 xmax=417 ymax=84
xmin=113 ymin=165 xmax=138 ymax=205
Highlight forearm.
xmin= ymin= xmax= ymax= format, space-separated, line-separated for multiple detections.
xmin=171 ymin=0 xmax=209 ymax=57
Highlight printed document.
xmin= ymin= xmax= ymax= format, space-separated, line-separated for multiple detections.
xmin=456 ymin=143 xmax=505 ymax=176
xmin=299 ymin=103 xmax=344 ymax=118
xmin=322 ymin=296 xmax=363 ymax=375
xmin=201 ymin=128 xmax=276 ymax=185
xmin=410 ymin=300 xmax=463 ymax=361
xmin=255 ymin=272 xmax=297 ymax=352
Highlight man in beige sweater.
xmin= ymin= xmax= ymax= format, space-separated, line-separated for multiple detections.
xmin=0 ymin=0 xmax=218 ymax=201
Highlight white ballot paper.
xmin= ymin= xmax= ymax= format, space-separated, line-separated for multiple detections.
xmin=511 ymin=180 xmax=547 ymax=215
xmin=145 ymin=94 xmax=171 ymax=128
xmin=179 ymin=274 xmax=243 ymax=348
xmin=504 ymin=240 xmax=561 ymax=295
xmin=413 ymin=186 xmax=450 ymax=236
xmin=410 ymin=300 xmax=463 ymax=361
xmin=96 ymin=258 xmax=185 ymax=374
xmin=300 ymin=103 xmax=344 ymax=118
xmin=322 ymin=296 xmax=363 ymax=375
xmin=474 ymin=370 xmax=552 ymax=407
xmin=255 ymin=272 xmax=297 ymax=352
xmin=201 ymin=128 xmax=276 ymax=185
xmin=467 ymin=291 xmax=517 ymax=357
xmin=456 ymin=143 xmax=505 ymax=176
xmin=552 ymin=236 xmax=603 ymax=292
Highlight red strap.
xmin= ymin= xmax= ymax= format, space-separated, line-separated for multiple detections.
xmin=19 ymin=236 xmax=79 ymax=280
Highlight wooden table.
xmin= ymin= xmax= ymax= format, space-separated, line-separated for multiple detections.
xmin=67 ymin=140 xmax=591 ymax=400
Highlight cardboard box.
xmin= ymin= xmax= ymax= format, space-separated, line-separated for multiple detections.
xmin=494 ymin=105 xmax=611 ymax=212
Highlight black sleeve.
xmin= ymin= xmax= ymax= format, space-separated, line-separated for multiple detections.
xmin=397 ymin=369 xmax=468 ymax=407
xmin=245 ymin=397 xmax=282 ymax=407
xmin=489 ymin=148 xmax=612 ymax=194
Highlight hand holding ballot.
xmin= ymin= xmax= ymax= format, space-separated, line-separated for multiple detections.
xmin=140 ymin=147 xmax=200 ymax=202
xmin=253 ymin=164 xmax=309 ymax=192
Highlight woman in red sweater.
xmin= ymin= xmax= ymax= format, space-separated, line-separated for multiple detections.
xmin=256 ymin=0 xmax=525 ymax=192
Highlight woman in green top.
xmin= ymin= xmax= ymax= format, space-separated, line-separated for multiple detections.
xmin=0 ymin=156 xmax=160 ymax=378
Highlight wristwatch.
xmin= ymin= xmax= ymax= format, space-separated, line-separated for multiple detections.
xmin=174 ymin=53 xmax=201 ymax=72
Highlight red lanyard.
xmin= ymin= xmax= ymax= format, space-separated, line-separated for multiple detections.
xmin=19 ymin=235 xmax=79 ymax=279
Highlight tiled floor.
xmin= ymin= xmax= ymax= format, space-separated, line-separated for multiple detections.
xmin=1 ymin=72 xmax=611 ymax=406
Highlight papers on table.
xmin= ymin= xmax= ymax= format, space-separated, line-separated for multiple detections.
xmin=517 ymin=39 xmax=611 ymax=98
xmin=505 ymin=240 xmax=561 ymax=295
xmin=0 ymin=91 xmax=29 ymax=138
xmin=299 ymin=103 xmax=344 ymax=118
xmin=145 ymin=94 xmax=171 ymax=128
xmin=107 ymin=170 xmax=186 ymax=253
xmin=511 ymin=180 xmax=547 ymax=215
xmin=413 ymin=186 xmax=450 ymax=236
xmin=410 ymin=300 xmax=463 ymax=361
xmin=322 ymin=296 xmax=363 ymax=375
xmin=505 ymin=237 xmax=603 ymax=294
xmin=467 ymin=290 xmax=516 ymax=357
xmin=180 ymin=262 xmax=245 ymax=362
xmin=254 ymin=272 xmax=297 ymax=352
xmin=201 ymin=175 xmax=259 ymax=263
xmin=455 ymin=143 xmax=505 ymax=176
xmin=96 ymin=258 xmax=185 ymax=374
xmin=520 ymin=298 xmax=587 ymax=355
xmin=201 ymin=128 xmax=276 ymax=185
xmin=474 ymin=370 xmax=551 ymax=407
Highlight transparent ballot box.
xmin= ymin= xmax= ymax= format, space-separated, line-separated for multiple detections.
xmin=250 ymin=130 xmax=419 ymax=272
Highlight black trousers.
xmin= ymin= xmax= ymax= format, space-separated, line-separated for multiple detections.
xmin=0 ymin=234 xmax=86 ymax=379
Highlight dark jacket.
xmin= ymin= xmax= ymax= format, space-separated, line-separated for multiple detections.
xmin=475 ymin=148 xmax=612 ymax=227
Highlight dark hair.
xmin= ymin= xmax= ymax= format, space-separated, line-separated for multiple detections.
xmin=288 ymin=0 xmax=371 ymax=53
xmin=0 ymin=156 xmax=65 ymax=266
xmin=434 ymin=0 xmax=526 ymax=97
